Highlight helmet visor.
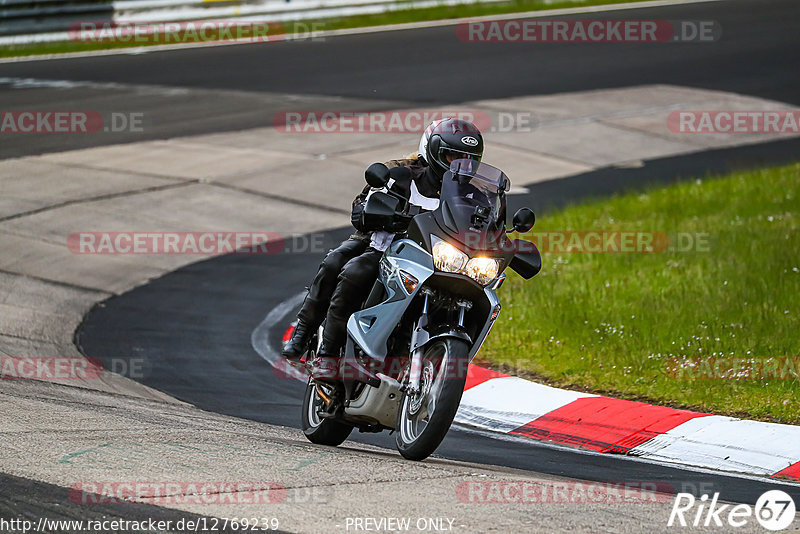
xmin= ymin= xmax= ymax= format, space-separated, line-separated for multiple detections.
xmin=439 ymin=147 xmax=482 ymax=166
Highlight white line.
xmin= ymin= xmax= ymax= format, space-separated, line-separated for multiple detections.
xmin=247 ymin=280 xmax=800 ymax=490
xmin=250 ymin=291 xmax=800 ymax=486
xmin=315 ymin=0 xmax=726 ymax=37
xmin=250 ymin=291 xmax=307 ymax=379
xmin=0 ymin=76 xmax=190 ymax=95
xmin=0 ymin=0 xmax=726 ymax=64
xmin=452 ymin=423 xmax=800 ymax=488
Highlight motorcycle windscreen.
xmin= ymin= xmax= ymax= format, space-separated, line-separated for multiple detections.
xmin=435 ymin=159 xmax=508 ymax=250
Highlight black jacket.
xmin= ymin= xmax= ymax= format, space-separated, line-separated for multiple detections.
xmin=350 ymin=159 xmax=440 ymax=237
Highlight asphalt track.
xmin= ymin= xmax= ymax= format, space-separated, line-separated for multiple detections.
xmin=0 ymin=472 xmax=265 ymax=534
xmin=77 ymin=137 xmax=800 ymax=506
xmin=5 ymin=0 xmax=800 ymax=519
xmin=1 ymin=0 xmax=799 ymax=159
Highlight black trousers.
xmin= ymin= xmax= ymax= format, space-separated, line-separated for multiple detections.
xmin=321 ymin=247 xmax=384 ymax=349
xmin=296 ymin=238 xmax=368 ymax=330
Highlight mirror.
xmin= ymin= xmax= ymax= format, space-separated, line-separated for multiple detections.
xmin=365 ymin=162 xmax=390 ymax=188
xmin=509 ymin=240 xmax=542 ymax=279
xmin=511 ymin=207 xmax=535 ymax=233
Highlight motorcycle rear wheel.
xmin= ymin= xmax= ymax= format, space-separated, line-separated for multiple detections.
xmin=301 ymin=379 xmax=353 ymax=446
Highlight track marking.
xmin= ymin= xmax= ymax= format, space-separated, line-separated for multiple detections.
xmin=251 ymin=292 xmax=800 ymax=485
xmin=251 ymin=291 xmax=307 ymax=379
xmin=0 ymin=0 xmax=725 ymax=64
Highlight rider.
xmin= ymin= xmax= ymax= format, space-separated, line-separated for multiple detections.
xmin=282 ymin=118 xmax=485 ymax=380
xmin=280 ymin=155 xmax=418 ymax=362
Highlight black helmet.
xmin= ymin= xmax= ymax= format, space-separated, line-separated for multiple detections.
xmin=425 ymin=118 xmax=484 ymax=179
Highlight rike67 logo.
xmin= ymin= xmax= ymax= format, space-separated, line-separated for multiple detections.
xmin=668 ymin=490 xmax=796 ymax=530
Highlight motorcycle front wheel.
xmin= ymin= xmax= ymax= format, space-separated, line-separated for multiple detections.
xmin=395 ymin=338 xmax=469 ymax=461
xmin=301 ymin=379 xmax=353 ymax=446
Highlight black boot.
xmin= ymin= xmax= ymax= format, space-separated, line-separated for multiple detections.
xmin=282 ymin=319 xmax=313 ymax=362
xmin=312 ymin=340 xmax=341 ymax=381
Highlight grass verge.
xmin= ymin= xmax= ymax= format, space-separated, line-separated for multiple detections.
xmin=1 ymin=0 xmax=651 ymax=59
xmin=479 ymin=163 xmax=800 ymax=423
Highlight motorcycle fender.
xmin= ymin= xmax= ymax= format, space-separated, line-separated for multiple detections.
xmin=412 ymin=329 xmax=472 ymax=356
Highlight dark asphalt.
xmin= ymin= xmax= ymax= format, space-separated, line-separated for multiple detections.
xmin=77 ymin=138 xmax=800 ymax=506
xmin=1 ymin=0 xmax=799 ymax=158
xmin=4 ymin=0 xmax=799 ymax=517
xmin=0 ymin=472 xmax=276 ymax=534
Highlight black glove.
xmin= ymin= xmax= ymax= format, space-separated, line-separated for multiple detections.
xmin=351 ymin=201 xmax=366 ymax=232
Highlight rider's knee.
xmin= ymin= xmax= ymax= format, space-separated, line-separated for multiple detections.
xmin=340 ymin=255 xmax=380 ymax=287
xmin=320 ymin=251 xmax=346 ymax=278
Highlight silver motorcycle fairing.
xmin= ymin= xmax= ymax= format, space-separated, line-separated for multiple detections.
xmin=345 ymin=239 xmax=434 ymax=364
xmin=343 ymin=238 xmax=501 ymax=381
xmin=343 ymin=373 xmax=402 ymax=427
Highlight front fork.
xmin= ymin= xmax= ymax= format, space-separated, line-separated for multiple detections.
xmin=405 ymin=289 xmax=471 ymax=396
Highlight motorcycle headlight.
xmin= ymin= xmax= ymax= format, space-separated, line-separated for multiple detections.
xmin=464 ymin=257 xmax=500 ymax=286
xmin=433 ymin=240 xmax=468 ymax=273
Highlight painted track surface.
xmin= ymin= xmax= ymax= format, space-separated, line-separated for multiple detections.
xmin=77 ymin=139 xmax=800 ymax=506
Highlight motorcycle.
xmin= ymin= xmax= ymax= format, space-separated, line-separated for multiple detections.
xmin=297 ymin=158 xmax=541 ymax=460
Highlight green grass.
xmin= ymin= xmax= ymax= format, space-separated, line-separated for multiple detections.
xmin=479 ymin=163 xmax=800 ymax=423
xmin=0 ymin=0 xmax=651 ymax=58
